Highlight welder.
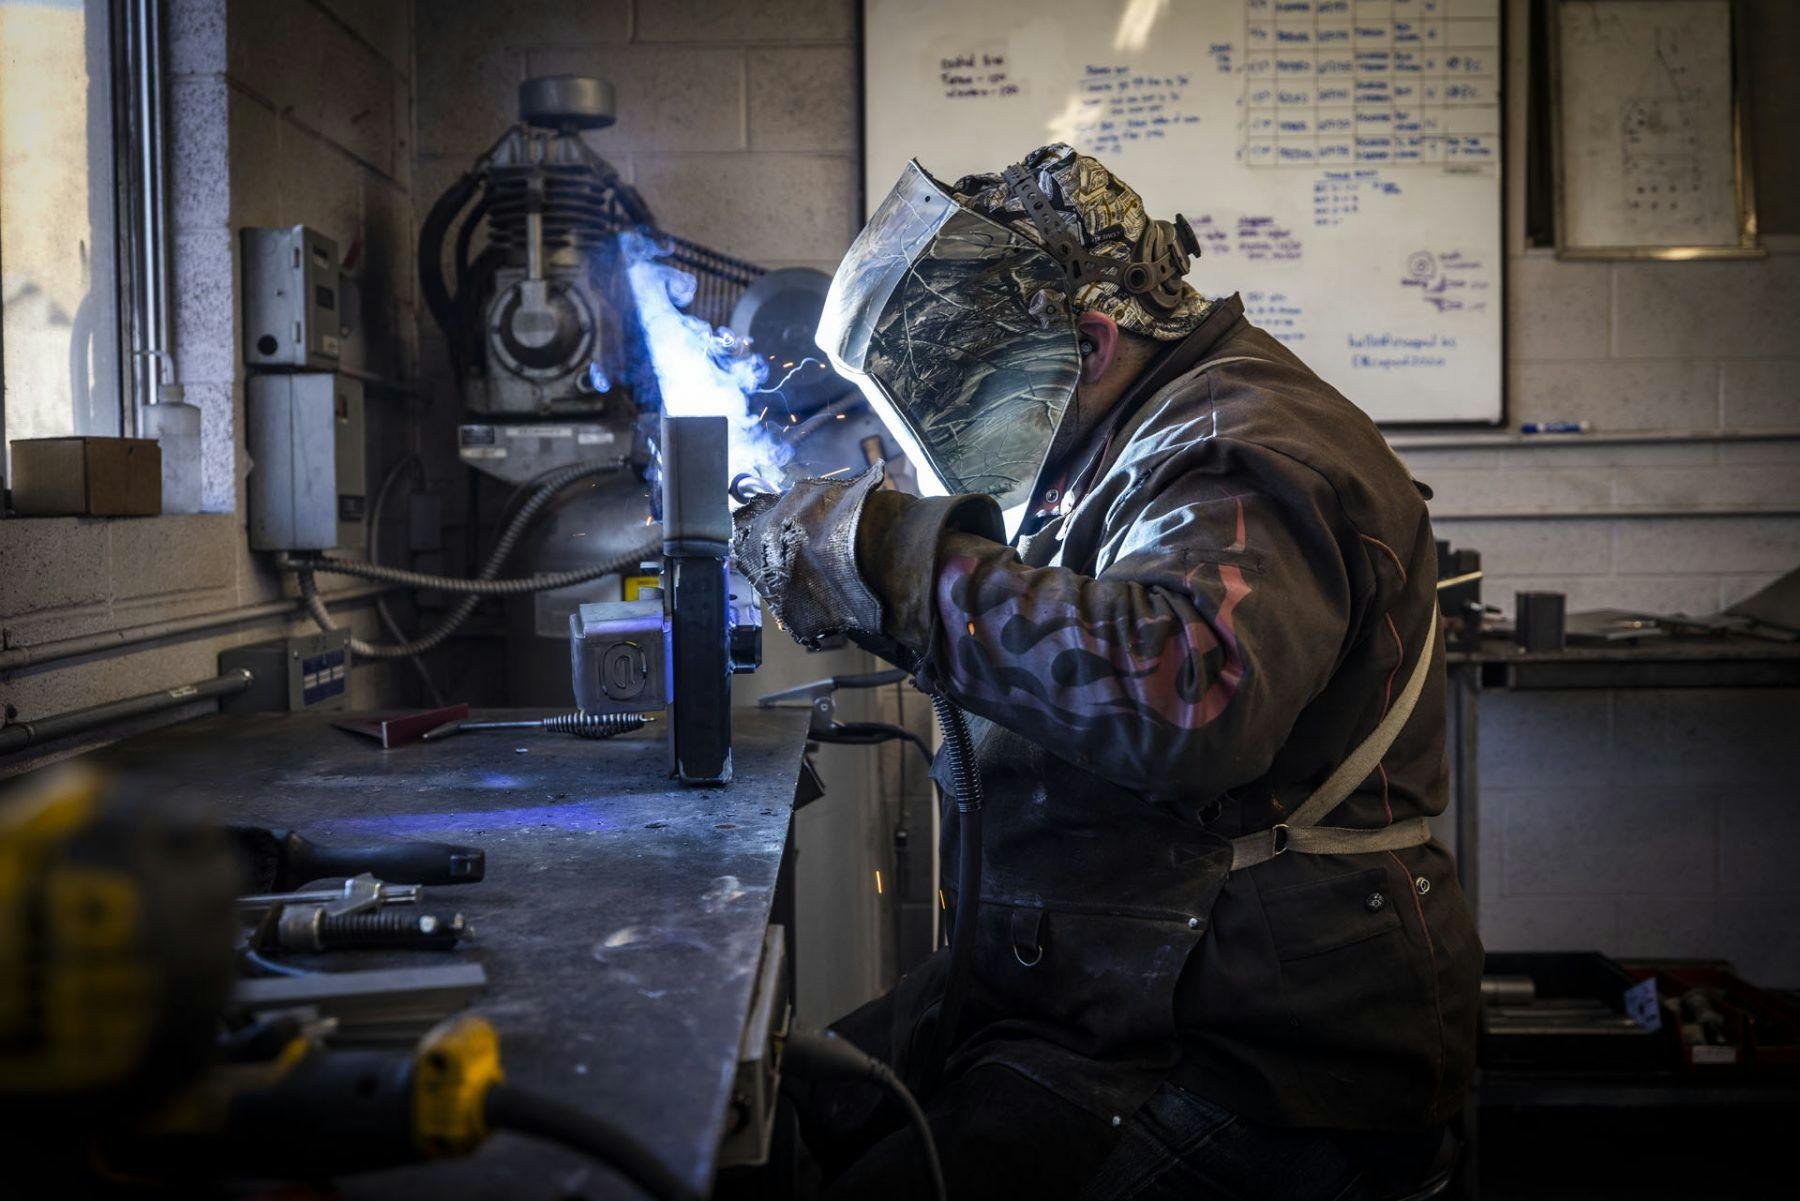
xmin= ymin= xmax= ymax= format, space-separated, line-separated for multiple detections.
xmin=732 ymin=144 xmax=1480 ymax=1200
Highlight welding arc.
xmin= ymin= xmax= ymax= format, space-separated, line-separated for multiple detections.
xmin=293 ymin=461 xmax=656 ymax=659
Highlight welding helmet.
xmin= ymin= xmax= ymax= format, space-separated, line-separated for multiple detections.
xmin=816 ymin=144 xmax=1206 ymax=536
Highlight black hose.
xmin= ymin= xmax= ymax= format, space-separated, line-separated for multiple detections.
xmin=920 ymin=690 xmax=983 ymax=1097
xmin=483 ymin=1083 xmax=694 ymax=1201
xmin=785 ymin=393 xmax=864 ymax=444
xmin=453 ymin=193 xmax=492 ymax=300
xmin=811 ymin=721 xmax=934 ymax=770
xmin=833 ymin=668 xmax=909 ymax=690
xmin=367 ymin=455 xmax=445 ymax=702
xmin=781 ymin=1031 xmax=947 ymax=1201
xmin=419 ymin=170 xmax=481 ymax=350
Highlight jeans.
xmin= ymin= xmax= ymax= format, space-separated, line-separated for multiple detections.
xmin=1079 ymin=1082 xmax=1450 ymax=1201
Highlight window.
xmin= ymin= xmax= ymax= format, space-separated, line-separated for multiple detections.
xmin=0 ymin=0 xmax=163 ymax=487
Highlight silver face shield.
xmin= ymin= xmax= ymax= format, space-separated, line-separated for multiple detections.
xmin=816 ymin=161 xmax=1081 ymax=535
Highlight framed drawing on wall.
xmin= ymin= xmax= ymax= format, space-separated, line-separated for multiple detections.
xmin=1548 ymin=0 xmax=1762 ymax=260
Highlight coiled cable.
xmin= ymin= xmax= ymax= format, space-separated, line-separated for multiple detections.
xmin=919 ymin=689 xmax=984 ymax=1097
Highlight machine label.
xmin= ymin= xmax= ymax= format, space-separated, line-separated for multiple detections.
xmin=460 ymin=447 xmax=508 ymax=460
xmin=505 ymin=425 xmax=574 ymax=439
xmin=577 ymin=430 xmax=616 ymax=445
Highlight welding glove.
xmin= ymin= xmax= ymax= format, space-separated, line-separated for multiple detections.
xmin=731 ymin=463 xmax=888 ymax=650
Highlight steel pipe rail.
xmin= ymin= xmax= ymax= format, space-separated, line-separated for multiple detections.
xmin=0 ymin=669 xmax=254 ymax=755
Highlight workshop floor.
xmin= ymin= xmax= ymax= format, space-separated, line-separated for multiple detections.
xmin=1477 ymin=1107 xmax=1791 ymax=1199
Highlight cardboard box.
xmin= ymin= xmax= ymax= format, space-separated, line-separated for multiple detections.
xmin=10 ymin=437 xmax=162 ymax=517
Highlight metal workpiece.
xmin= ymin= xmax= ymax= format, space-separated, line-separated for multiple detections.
xmin=84 ymin=707 xmax=811 ymax=1198
xmin=660 ymin=415 xmax=736 ymax=786
xmin=571 ymin=600 xmax=671 ymax=715
xmin=659 ymin=415 xmax=731 ymax=554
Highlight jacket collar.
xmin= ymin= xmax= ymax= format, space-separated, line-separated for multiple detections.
xmin=1019 ymin=295 xmax=1247 ymax=537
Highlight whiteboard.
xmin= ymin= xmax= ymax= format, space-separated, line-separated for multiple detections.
xmin=863 ymin=0 xmax=1505 ymax=424
xmin=1554 ymin=0 xmax=1746 ymax=254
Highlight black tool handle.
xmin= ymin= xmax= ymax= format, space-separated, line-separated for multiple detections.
xmin=290 ymin=834 xmax=485 ymax=888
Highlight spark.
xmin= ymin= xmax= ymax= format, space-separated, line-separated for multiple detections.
xmin=874 ymin=870 xmax=884 ymax=895
xmin=819 ymin=467 xmax=850 ymax=478
xmin=753 ymin=356 xmax=827 ymax=396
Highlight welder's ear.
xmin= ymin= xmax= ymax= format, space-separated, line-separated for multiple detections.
xmin=1075 ymin=310 xmax=1119 ymax=383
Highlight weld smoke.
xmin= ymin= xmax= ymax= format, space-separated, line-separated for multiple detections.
xmin=619 ymin=231 xmax=793 ymax=487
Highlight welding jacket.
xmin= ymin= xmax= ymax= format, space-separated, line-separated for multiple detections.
xmin=854 ymin=294 xmax=1481 ymax=1132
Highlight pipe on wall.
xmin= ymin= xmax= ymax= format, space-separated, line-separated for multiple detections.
xmin=0 ymin=669 xmax=253 ymax=755
xmin=0 ymin=585 xmax=392 ymax=675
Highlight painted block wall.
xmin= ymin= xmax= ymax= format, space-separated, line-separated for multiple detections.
xmin=2 ymin=0 xmax=425 ymax=747
xmin=1403 ymin=0 xmax=1800 ymax=984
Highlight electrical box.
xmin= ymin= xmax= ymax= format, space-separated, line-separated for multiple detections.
xmin=219 ymin=630 xmax=352 ymax=713
xmin=246 ymin=374 xmax=366 ymax=551
xmin=242 ymin=225 xmax=341 ymax=369
xmin=571 ymin=600 xmax=670 ymax=716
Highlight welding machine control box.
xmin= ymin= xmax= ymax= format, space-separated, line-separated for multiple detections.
xmin=242 ymin=225 xmax=342 ymax=370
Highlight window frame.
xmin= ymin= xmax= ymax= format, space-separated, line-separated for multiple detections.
xmin=0 ymin=0 xmax=169 ymax=492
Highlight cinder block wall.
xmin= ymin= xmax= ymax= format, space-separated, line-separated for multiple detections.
xmin=1 ymin=0 xmax=424 ymax=748
xmin=1408 ymin=0 xmax=1800 ymax=984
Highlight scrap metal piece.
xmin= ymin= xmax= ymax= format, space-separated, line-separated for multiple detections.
xmin=334 ymin=703 xmax=470 ymax=749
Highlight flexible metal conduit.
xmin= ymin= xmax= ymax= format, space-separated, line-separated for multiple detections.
xmin=0 ymin=669 xmax=254 ymax=755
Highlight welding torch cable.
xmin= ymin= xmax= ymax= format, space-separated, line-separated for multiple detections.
xmin=784 ymin=393 xmax=864 ymax=443
xmin=780 ymin=1031 xmax=947 ymax=1201
xmin=918 ymin=688 xmax=984 ymax=1098
xmin=482 ymin=1083 xmax=697 ymax=1201
xmin=293 ymin=461 xmax=654 ymax=658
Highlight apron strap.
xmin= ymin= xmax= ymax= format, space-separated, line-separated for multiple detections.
xmin=1230 ymin=815 xmax=1434 ymax=870
xmin=1229 ymin=607 xmax=1439 ymax=871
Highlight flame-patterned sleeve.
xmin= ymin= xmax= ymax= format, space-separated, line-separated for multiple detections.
xmin=870 ymin=470 xmax=1356 ymax=797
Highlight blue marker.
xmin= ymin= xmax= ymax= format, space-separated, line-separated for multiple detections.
xmin=1520 ymin=421 xmax=1591 ymax=434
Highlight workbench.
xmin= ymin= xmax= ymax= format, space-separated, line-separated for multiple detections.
xmin=83 ymin=706 xmax=814 ymax=1200
xmin=1443 ymin=635 xmax=1800 ymax=908
xmin=1443 ymin=635 xmax=1800 ymax=1199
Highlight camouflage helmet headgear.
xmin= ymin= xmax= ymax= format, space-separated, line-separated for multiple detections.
xmin=950 ymin=143 xmax=1210 ymax=341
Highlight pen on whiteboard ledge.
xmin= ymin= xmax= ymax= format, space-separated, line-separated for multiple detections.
xmin=1520 ymin=421 xmax=1592 ymax=434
